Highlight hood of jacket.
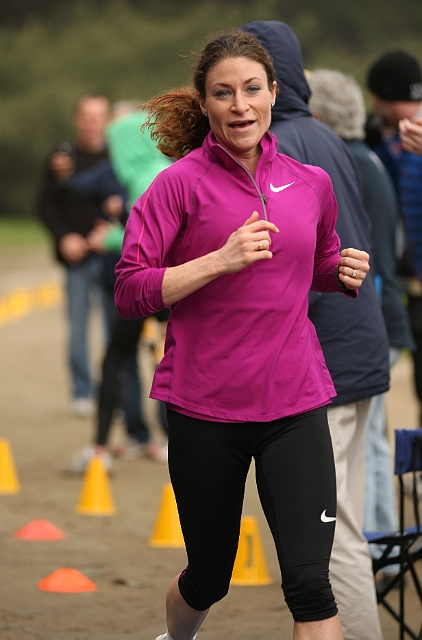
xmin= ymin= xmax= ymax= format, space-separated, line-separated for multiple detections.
xmin=241 ymin=20 xmax=312 ymax=122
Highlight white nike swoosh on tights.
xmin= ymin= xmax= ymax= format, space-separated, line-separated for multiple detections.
xmin=270 ymin=181 xmax=295 ymax=192
xmin=320 ymin=509 xmax=336 ymax=523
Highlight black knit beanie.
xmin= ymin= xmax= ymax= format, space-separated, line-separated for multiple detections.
xmin=367 ymin=50 xmax=422 ymax=101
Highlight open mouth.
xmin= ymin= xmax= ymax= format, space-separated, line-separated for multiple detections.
xmin=228 ymin=120 xmax=255 ymax=129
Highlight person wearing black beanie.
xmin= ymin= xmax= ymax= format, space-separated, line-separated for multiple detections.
xmin=367 ymin=50 xmax=422 ymax=129
xmin=368 ymin=50 xmax=422 ymax=103
xmin=366 ymin=50 xmax=422 ymax=429
xmin=367 ymin=50 xmax=422 ymax=157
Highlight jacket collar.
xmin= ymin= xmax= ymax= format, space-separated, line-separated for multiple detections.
xmin=203 ymin=130 xmax=278 ymax=174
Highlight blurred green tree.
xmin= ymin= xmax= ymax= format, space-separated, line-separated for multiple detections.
xmin=0 ymin=0 xmax=421 ymax=217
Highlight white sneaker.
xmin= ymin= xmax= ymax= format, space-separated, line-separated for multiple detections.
xmin=113 ymin=439 xmax=168 ymax=462
xmin=63 ymin=445 xmax=113 ymax=474
xmin=112 ymin=438 xmax=145 ymax=460
xmin=145 ymin=441 xmax=168 ymax=462
xmin=71 ymin=397 xmax=94 ymax=418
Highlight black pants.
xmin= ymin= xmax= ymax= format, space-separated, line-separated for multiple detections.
xmin=167 ymin=406 xmax=338 ymax=622
xmin=96 ymin=315 xmax=147 ymax=445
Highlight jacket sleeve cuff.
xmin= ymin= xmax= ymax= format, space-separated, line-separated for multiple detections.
xmin=335 ymin=265 xmax=358 ymax=297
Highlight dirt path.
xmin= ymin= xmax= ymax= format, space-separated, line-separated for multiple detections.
xmin=0 ymin=244 xmax=420 ymax=639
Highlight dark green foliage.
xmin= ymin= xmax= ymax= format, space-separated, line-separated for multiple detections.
xmin=1 ymin=0 xmax=422 ymax=217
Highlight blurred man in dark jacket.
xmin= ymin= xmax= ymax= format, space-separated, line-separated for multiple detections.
xmin=37 ymin=94 xmax=115 ymax=417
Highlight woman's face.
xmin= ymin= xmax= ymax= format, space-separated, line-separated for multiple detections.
xmin=200 ymin=56 xmax=276 ymax=168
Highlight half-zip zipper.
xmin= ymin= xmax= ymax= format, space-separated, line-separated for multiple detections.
xmin=216 ymin=143 xmax=268 ymax=221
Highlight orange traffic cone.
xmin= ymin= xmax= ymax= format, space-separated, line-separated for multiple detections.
xmin=38 ymin=568 xmax=97 ymax=592
xmin=230 ymin=516 xmax=273 ymax=586
xmin=76 ymin=456 xmax=116 ymax=515
xmin=14 ymin=519 xmax=66 ymax=540
xmin=0 ymin=438 xmax=20 ymax=494
xmin=149 ymin=483 xmax=184 ymax=547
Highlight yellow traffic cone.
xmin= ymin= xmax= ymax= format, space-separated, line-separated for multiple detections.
xmin=149 ymin=483 xmax=184 ymax=547
xmin=76 ymin=456 xmax=116 ymax=515
xmin=0 ymin=438 xmax=20 ymax=494
xmin=230 ymin=516 xmax=273 ymax=585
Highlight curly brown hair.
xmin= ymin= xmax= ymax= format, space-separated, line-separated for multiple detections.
xmin=143 ymin=30 xmax=276 ymax=160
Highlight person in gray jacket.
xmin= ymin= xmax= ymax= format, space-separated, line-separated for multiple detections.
xmin=241 ymin=20 xmax=390 ymax=640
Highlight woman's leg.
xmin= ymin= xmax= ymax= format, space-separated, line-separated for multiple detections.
xmin=165 ymin=411 xmax=253 ymax=640
xmin=165 ymin=576 xmax=209 ymax=640
xmin=293 ymin=616 xmax=343 ymax=640
xmin=119 ymin=352 xmax=149 ymax=444
xmin=96 ymin=316 xmax=144 ymax=445
xmin=254 ymin=407 xmax=343 ymax=639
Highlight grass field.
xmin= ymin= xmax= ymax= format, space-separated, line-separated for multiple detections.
xmin=0 ymin=218 xmax=49 ymax=247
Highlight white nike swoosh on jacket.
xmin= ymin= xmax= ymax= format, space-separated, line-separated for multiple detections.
xmin=270 ymin=181 xmax=295 ymax=192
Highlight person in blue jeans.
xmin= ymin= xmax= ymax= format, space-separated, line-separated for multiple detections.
xmin=37 ymin=94 xmax=113 ymax=417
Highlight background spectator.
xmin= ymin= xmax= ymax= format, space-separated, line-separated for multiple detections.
xmin=308 ymin=67 xmax=415 ymax=590
xmin=241 ymin=20 xmax=390 ymax=640
xmin=37 ymin=94 xmax=116 ymax=417
xmin=366 ymin=50 xmax=422 ymax=427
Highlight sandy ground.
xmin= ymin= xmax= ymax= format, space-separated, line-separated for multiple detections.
xmin=0 ymin=242 xmax=421 ymax=640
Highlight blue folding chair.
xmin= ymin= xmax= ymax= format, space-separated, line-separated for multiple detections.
xmin=365 ymin=428 xmax=422 ymax=640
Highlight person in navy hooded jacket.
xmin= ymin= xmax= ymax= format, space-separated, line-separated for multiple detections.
xmin=241 ymin=20 xmax=389 ymax=640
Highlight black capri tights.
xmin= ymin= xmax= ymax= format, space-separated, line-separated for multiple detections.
xmin=167 ymin=406 xmax=338 ymax=622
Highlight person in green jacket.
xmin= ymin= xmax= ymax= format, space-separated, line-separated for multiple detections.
xmin=107 ymin=100 xmax=173 ymax=207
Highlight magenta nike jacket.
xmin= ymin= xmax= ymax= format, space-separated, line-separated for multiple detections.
xmin=115 ymin=131 xmax=356 ymax=422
